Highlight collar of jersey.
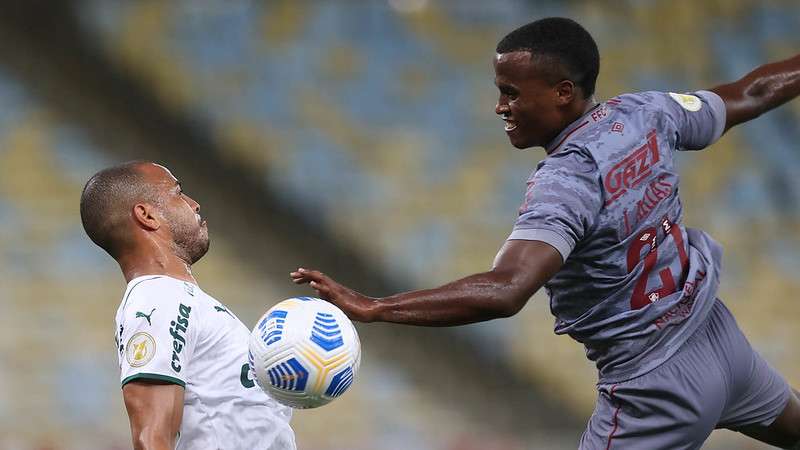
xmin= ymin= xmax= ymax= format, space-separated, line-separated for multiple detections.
xmin=126 ymin=274 xmax=200 ymax=288
xmin=545 ymin=102 xmax=603 ymax=154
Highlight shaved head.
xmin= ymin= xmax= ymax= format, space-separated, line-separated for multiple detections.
xmin=80 ymin=161 xmax=159 ymax=259
xmin=81 ymin=161 xmax=209 ymax=266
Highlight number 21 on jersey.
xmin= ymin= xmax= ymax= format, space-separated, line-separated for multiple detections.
xmin=626 ymin=218 xmax=689 ymax=310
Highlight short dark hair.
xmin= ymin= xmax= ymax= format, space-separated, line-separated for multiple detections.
xmin=80 ymin=161 xmax=157 ymax=259
xmin=496 ymin=17 xmax=599 ymax=98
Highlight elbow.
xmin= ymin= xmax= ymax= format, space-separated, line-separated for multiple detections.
xmin=494 ymin=294 xmax=528 ymax=318
xmin=131 ymin=432 xmax=151 ymax=450
xmin=131 ymin=434 xmax=147 ymax=450
xmin=487 ymin=271 xmax=538 ymax=319
xmin=495 ymin=305 xmax=520 ymax=319
xmin=742 ymin=78 xmax=775 ymax=117
xmin=744 ymin=77 xmax=770 ymax=101
xmin=131 ymin=428 xmax=171 ymax=450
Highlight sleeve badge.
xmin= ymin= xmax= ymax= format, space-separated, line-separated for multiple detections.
xmin=126 ymin=332 xmax=156 ymax=367
xmin=668 ymin=92 xmax=702 ymax=112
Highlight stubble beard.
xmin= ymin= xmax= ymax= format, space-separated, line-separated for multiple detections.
xmin=168 ymin=214 xmax=210 ymax=266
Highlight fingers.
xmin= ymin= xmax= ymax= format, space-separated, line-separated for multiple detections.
xmin=290 ymin=271 xmax=308 ymax=284
xmin=309 ymin=280 xmax=330 ymax=294
xmin=289 ymin=268 xmax=328 ymax=286
xmin=290 ymin=268 xmax=337 ymax=302
xmin=287 ymin=268 xmax=370 ymax=321
xmin=290 ymin=267 xmax=347 ymax=304
xmin=290 ymin=267 xmax=317 ymax=284
xmin=309 ymin=281 xmax=332 ymax=300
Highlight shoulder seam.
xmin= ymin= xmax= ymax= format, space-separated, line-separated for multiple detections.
xmin=550 ymin=120 xmax=590 ymax=153
xmin=556 ymin=142 xmax=599 ymax=172
xmin=121 ymin=276 xmax=166 ymax=310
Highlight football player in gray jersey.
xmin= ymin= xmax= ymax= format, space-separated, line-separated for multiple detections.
xmin=293 ymin=17 xmax=800 ymax=449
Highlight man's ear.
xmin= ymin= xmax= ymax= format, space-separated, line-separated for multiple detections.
xmin=132 ymin=203 xmax=160 ymax=231
xmin=554 ymin=79 xmax=576 ymax=105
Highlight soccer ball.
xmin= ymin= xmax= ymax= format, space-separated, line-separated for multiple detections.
xmin=249 ymin=296 xmax=361 ymax=409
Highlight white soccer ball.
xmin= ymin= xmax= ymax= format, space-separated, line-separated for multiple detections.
xmin=249 ymin=296 xmax=361 ymax=409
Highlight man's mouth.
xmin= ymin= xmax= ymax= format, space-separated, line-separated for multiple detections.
xmin=501 ymin=113 xmax=517 ymax=131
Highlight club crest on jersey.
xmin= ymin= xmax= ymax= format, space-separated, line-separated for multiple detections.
xmin=604 ymin=130 xmax=660 ymax=206
xmin=169 ymin=303 xmax=192 ymax=373
xmin=126 ymin=332 xmax=156 ymax=367
xmin=668 ymin=92 xmax=702 ymax=112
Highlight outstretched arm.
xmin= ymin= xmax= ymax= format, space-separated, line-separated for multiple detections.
xmin=290 ymin=239 xmax=563 ymax=326
xmin=711 ymin=53 xmax=800 ymax=132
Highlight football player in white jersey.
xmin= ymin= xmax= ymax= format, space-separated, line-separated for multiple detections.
xmin=80 ymin=161 xmax=295 ymax=450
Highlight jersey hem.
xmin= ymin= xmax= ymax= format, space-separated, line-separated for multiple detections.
xmin=595 ymin=298 xmax=717 ymax=385
xmin=121 ymin=372 xmax=186 ymax=388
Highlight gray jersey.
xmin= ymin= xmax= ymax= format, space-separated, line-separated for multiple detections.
xmin=509 ymin=91 xmax=727 ymax=383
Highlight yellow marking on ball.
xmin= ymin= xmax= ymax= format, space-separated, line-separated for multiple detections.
xmin=299 ymin=345 xmax=352 ymax=393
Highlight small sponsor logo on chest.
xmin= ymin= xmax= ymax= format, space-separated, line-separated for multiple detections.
xmin=170 ymin=303 xmax=192 ymax=372
xmin=604 ymin=130 xmax=660 ymax=206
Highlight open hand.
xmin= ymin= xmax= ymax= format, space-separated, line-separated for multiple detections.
xmin=289 ymin=268 xmax=378 ymax=322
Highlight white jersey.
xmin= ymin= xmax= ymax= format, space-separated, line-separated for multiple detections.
xmin=115 ymin=275 xmax=295 ymax=450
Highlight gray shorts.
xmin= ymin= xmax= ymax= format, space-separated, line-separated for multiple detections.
xmin=580 ymin=299 xmax=791 ymax=450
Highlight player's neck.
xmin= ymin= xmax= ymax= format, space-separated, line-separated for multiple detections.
xmin=545 ymin=97 xmax=599 ymax=153
xmin=580 ymin=96 xmax=599 ymax=115
xmin=560 ymin=97 xmax=598 ymax=131
xmin=118 ymin=243 xmax=198 ymax=285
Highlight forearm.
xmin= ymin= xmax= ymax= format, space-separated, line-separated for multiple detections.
xmin=712 ymin=54 xmax=800 ymax=130
xmin=373 ymin=269 xmax=533 ymax=326
xmin=293 ymin=240 xmax=563 ymax=326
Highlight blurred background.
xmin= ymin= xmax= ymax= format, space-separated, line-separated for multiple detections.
xmin=0 ymin=0 xmax=798 ymax=449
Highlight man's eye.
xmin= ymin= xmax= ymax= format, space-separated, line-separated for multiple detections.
xmin=501 ymin=89 xmax=517 ymax=99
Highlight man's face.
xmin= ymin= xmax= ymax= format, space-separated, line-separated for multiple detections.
xmin=493 ymin=51 xmax=565 ymax=149
xmin=140 ymin=163 xmax=210 ymax=265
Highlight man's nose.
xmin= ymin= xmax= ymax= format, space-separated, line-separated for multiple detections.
xmin=496 ymin=102 xmax=509 ymax=115
xmin=187 ymin=196 xmax=200 ymax=212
